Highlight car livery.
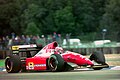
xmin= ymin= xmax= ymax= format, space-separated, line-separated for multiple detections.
xmin=5 ymin=41 xmax=109 ymax=73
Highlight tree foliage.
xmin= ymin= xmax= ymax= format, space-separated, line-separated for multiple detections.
xmin=100 ymin=0 xmax=120 ymax=41
xmin=25 ymin=22 xmax=41 ymax=35
xmin=54 ymin=5 xmax=75 ymax=34
xmin=0 ymin=0 xmax=119 ymax=41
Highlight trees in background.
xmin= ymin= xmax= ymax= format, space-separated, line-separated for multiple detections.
xmin=0 ymin=0 xmax=120 ymax=41
xmin=100 ymin=0 xmax=120 ymax=41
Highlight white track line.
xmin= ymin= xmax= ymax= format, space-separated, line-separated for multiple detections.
xmin=110 ymin=66 xmax=120 ymax=70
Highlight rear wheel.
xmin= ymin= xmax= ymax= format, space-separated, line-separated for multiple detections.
xmin=48 ymin=54 xmax=65 ymax=72
xmin=5 ymin=55 xmax=21 ymax=73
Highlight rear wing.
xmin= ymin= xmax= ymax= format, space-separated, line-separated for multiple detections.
xmin=11 ymin=44 xmax=40 ymax=54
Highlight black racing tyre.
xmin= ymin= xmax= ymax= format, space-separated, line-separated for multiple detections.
xmin=5 ymin=55 xmax=21 ymax=73
xmin=48 ymin=54 xmax=65 ymax=72
xmin=90 ymin=51 xmax=108 ymax=70
xmin=90 ymin=51 xmax=105 ymax=64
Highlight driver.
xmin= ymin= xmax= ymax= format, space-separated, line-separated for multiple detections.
xmin=54 ymin=47 xmax=64 ymax=54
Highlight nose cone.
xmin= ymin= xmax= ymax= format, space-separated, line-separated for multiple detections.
xmin=86 ymin=59 xmax=94 ymax=66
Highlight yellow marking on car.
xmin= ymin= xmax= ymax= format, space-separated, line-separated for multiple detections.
xmin=28 ymin=62 xmax=34 ymax=69
xmin=12 ymin=46 xmax=19 ymax=50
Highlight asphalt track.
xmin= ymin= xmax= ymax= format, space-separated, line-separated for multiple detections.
xmin=0 ymin=67 xmax=120 ymax=80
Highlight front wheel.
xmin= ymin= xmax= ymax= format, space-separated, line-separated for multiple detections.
xmin=48 ymin=54 xmax=65 ymax=72
xmin=90 ymin=51 xmax=105 ymax=64
xmin=5 ymin=55 xmax=21 ymax=73
xmin=90 ymin=51 xmax=109 ymax=70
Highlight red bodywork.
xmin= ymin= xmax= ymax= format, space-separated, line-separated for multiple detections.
xmin=26 ymin=42 xmax=94 ymax=71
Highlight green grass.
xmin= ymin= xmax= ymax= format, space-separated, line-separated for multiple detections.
xmin=0 ymin=59 xmax=5 ymax=67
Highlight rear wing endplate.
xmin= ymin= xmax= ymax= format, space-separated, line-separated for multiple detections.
xmin=11 ymin=44 xmax=39 ymax=53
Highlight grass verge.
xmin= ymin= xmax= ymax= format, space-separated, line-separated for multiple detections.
xmin=0 ymin=59 xmax=5 ymax=68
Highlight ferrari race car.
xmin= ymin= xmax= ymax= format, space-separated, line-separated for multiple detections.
xmin=5 ymin=41 xmax=109 ymax=73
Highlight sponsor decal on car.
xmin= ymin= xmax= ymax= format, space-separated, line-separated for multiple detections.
xmin=28 ymin=62 xmax=34 ymax=69
xmin=34 ymin=64 xmax=46 ymax=67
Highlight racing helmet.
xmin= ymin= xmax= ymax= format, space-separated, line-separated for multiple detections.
xmin=55 ymin=47 xmax=64 ymax=54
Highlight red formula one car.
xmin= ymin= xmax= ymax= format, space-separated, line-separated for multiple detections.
xmin=5 ymin=41 xmax=109 ymax=73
